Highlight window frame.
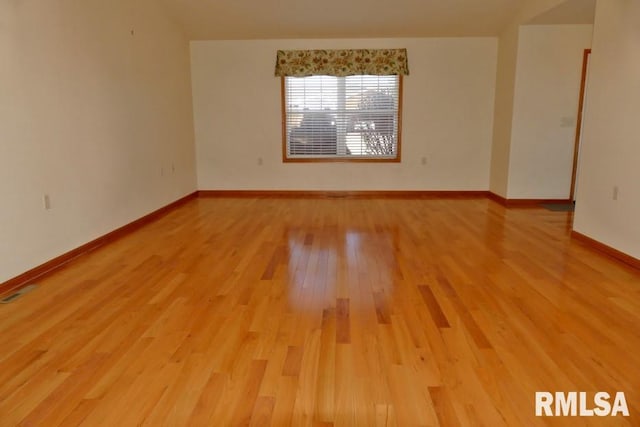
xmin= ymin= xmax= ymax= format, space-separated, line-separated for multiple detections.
xmin=280 ymin=75 xmax=403 ymax=163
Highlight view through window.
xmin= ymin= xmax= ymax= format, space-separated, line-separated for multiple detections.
xmin=283 ymin=75 xmax=402 ymax=161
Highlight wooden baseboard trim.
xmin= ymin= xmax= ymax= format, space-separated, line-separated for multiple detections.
xmin=0 ymin=190 xmax=602 ymax=297
xmin=487 ymin=192 xmax=508 ymax=205
xmin=198 ymin=190 xmax=491 ymax=199
xmin=487 ymin=192 xmax=571 ymax=207
xmin=0 ymin=192 xmax=198 ymax=297
xmin=571 ymin=231 xmax=640 ymax=270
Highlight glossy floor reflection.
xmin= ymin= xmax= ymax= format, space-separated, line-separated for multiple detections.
xmin=0 ymin=197 xmax=638 ymax=426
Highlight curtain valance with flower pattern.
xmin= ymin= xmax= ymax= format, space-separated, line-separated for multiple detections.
xmin=275 ymin=49 xmax=409 ymax=77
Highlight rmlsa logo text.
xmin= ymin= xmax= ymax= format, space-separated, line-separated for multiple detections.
xmin=535 ymin=392 xmax=629 ymax=417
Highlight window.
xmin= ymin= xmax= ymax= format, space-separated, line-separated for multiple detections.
xmin=275 ymin=48 xmax=408 ymax=162
xmin=282 ymin=75 xmax=402 ymax=162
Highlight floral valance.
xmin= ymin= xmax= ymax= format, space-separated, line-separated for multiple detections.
xmin=275 ymin=48 xmax=409 ymax=77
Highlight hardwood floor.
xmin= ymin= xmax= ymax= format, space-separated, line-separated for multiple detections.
xmin=0 ymin=197 xmax=638 ymax=426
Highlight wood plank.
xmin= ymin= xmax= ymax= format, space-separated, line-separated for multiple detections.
xmin=0 ymin=197 xmax=636 ymax=426
xmin=418 ymin=285 xmax=450 ymax=328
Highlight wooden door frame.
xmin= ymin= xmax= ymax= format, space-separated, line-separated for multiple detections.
xmin=569 ymin=48 xmax=591 ymax=201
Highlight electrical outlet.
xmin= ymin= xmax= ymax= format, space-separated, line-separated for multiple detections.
xmin=43 ymin=194 xmax=51 ymax=210
xmin=613 ymin=186 xmax=619 ymax=201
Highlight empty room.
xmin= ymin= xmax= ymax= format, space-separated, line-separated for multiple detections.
xmin=1 ymin=0 xmax=639 ymax=425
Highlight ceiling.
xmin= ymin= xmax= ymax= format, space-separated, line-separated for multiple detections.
xmin=526 ymin=0 xmax=596 ymax=25
xmin=158 ymin=0 xmax=527 ymax=40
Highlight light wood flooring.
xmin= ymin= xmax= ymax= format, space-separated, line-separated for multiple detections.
xmin=0 ymin=197 xmax=639 ymax=426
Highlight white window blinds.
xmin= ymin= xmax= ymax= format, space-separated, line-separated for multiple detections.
xmin=283 ymin=75 xmax=401 ymax=160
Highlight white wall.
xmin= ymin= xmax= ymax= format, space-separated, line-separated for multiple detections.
xmin=489 ymin=0 xmax=572 ymax=198
xmin=0 ymin=0 xmax=197 ymax=283
xmin=191 ymin=38 xmax=497 ymax=191
xmin=520 ymin=0 xmax=571 ymax=22
xmin=489 ymin=24 xmax=519 ymax=197
xmin=573 ymin=0 xmax=640 ymax=259
xmin=507 ymin=24 xmax=592 ymax=199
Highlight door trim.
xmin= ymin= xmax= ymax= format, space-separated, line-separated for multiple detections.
xmin=569 ymin=49 xmax=591 ymax=201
